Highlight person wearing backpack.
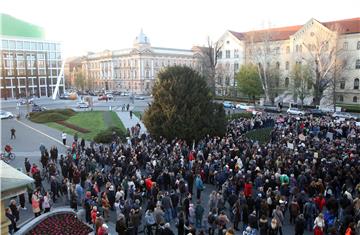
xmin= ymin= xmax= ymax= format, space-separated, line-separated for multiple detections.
xmin=207 ymin=208 xmax=218 ymax=235
xmin=304 ymin=198 xmax=317 ymax=231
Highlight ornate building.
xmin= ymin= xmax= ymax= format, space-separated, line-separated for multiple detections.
xmin=216 ymin=17 xmax=360 ymax=105
xmin=80 ymin=30 xmax=202 ymax=94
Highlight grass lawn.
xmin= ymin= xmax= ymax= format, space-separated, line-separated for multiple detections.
xmin=46 ymin=111 xmax=124 ymax=141
xmin=133 ymin=111 xmax=143 ymax=120
xmin=106 ymin=111 xmax=126 ymax=132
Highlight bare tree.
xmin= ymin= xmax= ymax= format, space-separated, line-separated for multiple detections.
xmin=197 ymin=37 xmax=223 ymax=95
xmin=291 ymin=63 xmax=312 ymax=108
xmin=245 ymin=28 xmax=281 ymax=104
xmin=301 ymin=24 xmax=346 ymax=107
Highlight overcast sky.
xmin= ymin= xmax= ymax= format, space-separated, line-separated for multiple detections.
xmin=2 ymin=0 xmax=359 ymax=58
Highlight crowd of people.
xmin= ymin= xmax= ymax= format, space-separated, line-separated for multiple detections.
xmin=5 ymin=112 xmax=360 ymax=235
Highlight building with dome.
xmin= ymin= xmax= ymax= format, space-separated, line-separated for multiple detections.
xmin=80 ymin=30 xmax=202 ymax=94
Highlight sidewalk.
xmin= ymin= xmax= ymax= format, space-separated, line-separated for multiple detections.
xmin=116 ymin=111 xmax=147 ymax=134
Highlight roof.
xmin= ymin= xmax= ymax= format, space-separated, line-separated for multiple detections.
xmin=0 ymin=160 xmax=34 ymax=195
xmin=229 ymin=17 xmax=360 ymax=42
xmin=0 ymin=13 xmax=45 ymax=39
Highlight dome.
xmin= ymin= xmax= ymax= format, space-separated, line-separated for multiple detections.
xmin=134 ymin=29 xmax=150 ymax=45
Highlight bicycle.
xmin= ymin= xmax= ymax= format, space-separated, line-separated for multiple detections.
xmin=0 ymin=152 xmax=16 ymax=164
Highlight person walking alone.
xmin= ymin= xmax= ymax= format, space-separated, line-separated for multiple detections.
xmin=10 ymin=128 xmax=16 ymax=139
xmin=62 ymin=132 xmax=67 ymax=145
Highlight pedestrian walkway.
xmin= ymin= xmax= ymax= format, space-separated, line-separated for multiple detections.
xmin=116 ymin=111 xmax=147 ymax=134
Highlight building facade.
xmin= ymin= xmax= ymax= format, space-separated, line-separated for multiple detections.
xmin=0 ymin=14 xmax=64 ymax=99
xmin=216 ymin=18 xmax=360 ymax=105
xmin=80 ymin=30 xmax=202 ymax=94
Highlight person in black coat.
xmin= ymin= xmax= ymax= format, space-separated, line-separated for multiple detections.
xmin=294 ymin=214 xmax=306 ymax=235
xmin=5 ymin=207 xmax=18 ymax=233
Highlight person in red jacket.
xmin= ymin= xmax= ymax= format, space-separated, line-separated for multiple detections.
xmin=314 ymin=194 xmax=326 ymax=212
xmin=244 ymin=181 xmax=253 ymax=198
xmin=91 ymin=206 xmax=97 ymax=225
xmin=145 ymin=176 xmax=153 ymax=191
xmin=97 ymin=223 xmax=108 ymax=235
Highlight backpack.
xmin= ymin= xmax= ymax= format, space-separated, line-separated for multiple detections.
xmin=208 ymin=213 xmax=216 ymax=224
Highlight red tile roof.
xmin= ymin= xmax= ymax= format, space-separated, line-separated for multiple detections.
xmin=229 ymin=18 xmax=360 ymax=42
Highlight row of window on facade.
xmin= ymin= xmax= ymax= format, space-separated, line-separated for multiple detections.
xmin=338 ymin=95 xmax=359 ymax=103
xmin=3 ymin=68 xmax=60 ymax=76
xmin=1 ymin=40 xmax=61 ymax=51
xmin=88 ymin=68 xmax=158 ymax=80
xmin=87 ymin=58 xmax=195 ymax=69
xmin=1 ymin=77 xmax=60 ymax=87
xmin=219 ymin=41 xmax=360 ymax=59
xmin=1 ymin=86 xmax=64 ymax=98
xmin=340 ymin=78 xmax=360 ymax=90
xmin=3 ymin=59 xmax=62 ymax=69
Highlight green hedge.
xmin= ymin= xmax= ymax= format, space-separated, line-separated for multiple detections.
xmin=245 ymin=127 xmax=272 ymax=144
xmin=227 ymin=112 xmax=253 ymax=120
xmin=337 ymin=104 xmax=360 ymax=113
xmin=94 ymin=126 xmax=126 ymax=143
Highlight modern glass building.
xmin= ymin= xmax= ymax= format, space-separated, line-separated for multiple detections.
xmin=0 ymin=14 xmax=65 ymax=99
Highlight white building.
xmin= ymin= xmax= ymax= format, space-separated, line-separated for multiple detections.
xmin=216 ymin=17 xmax=360 ymax=105
xmin=81 ymin=30 xmax=201 ymax=94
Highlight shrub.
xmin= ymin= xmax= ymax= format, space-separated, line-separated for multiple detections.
xmin=245 ymin=127 xmax=273 ymax=144
xmin=94 ymin=126 xmax=126 ymax=143
xmin=29 ymin=109 xmax=75 ymax=123
xmin=30 ymin=112 xmax=69 ymax=123
xmin=227 ymin=112 xmax=253 ymax=120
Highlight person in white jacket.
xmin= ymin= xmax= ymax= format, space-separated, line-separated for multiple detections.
xmin=42 ymin=192 xmax=51 ymax=213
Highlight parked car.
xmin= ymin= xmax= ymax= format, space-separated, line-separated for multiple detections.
xmin=106 ymin=94 xmax=114 ymax=100
xmin=246 ymin=107 xmax=262 ymax=115
xmin=135 ymin=96 xmax=145 ymax=100
xmin=263 ymin=106 xmax=281 ymax=113
xmin=32 ymin=104 xmax=47 ymax=112
xmin=0 ymin=110 xmax=14 ymax=119
xmin=332 ymin=111 xmax=357 ymax=120
xmin=121 ymin=92 xmax=129 ymax=96
xmin=287 ymin=107 xmax=306 ymax=115
xmin=98 ymin=95 xmax=108 ymax=101
xmin=223 ymin=101 xmax=235 ymax=109
xmin=19 ymin=98 xmax=34 ymax=105
xmin=77 ymin=102 xmax=89 ymax=108
xmin=59 ymin=94 xmax=70 ymax=100
xmin=306 ymin=109 xmax=326 ymax=117
xmin=236 ymin=103 xmax=254 ymax=110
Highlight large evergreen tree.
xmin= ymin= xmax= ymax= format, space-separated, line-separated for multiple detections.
xmin=143 ymin=66 xmax=226 ymax=142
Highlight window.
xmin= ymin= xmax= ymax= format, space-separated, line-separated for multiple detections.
xmin=234 ymin=49 xmax=239 ymax=58
xmin=37 ymin=43 xmax=43 ymax=50
xmin=357 ymin=41 xmax=360 ymax=50
xmin=296 ymin=45 xmax=299 ymax=52
xmin=286 ymin=46 xmax=290 ymax=54
xmin=9 ymin=40 xmax=15 ymax=49
xmin=16 ymin=41 xmax=23 ymax=50
xmin=226 ymin=50 xmax=230 ymax=58
xmin=276 ymin=62 xmax=280 ymax=69
xmin=285 ymin=77 xmax=289 ymax=88
xmin=299 ymin=45 xmax=302 ymax=53
xmin=31 ymin=42 xmax=37 ymax=50
xmin=275 ymin=47 xmax=280 ymax=54
xmin=338 ymin=95 xmax=344 ymax=102
xmin=234 ymin=63 xmax=239 ymax=71
xmin=354 ymin=78 xmax=359 ymax=89
xmin=356 ymin=59 xmax=360 ymax=69
xmin=2 ymin=40 xmax=8 ymax=49
xmin=353 ymin=96 xmax=358 ymax=103
xmin=285 ymin=61 xmax=289 ymax=70
xmin=218 ymin=51 xmax=222 ymax=59
xmin=340 ymin=80 xmax=345 ymax=89
xmin=343 ymin=42 xmax=348 ymax=50
xmin=24 ymin=41 xmax=30 ymax=50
